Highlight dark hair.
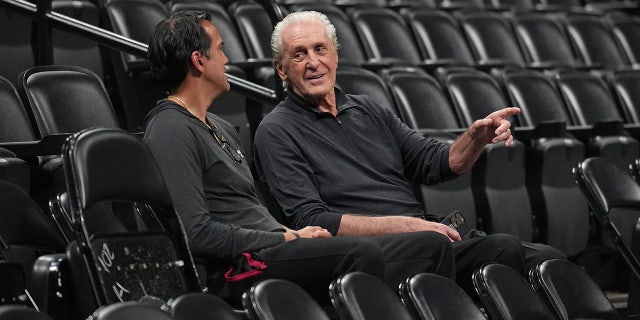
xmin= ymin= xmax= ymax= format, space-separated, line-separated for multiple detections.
xmin=148 ymin=11 xmax=212 ymax=93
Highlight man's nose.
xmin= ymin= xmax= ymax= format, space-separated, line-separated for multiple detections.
xmin=306 ymin=52 xmax=321 ymax=67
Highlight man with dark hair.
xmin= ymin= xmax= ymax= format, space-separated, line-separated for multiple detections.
xmin=255 ymin=11 xmax=566 ymax=295
xmin=144 ymin=11 xmax=455 ymax=303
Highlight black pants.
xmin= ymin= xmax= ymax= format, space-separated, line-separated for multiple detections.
xmin=225 ymin=231 xmax=454 ymax=305
xmin=453 ymin=233 xmax=566 ymax=295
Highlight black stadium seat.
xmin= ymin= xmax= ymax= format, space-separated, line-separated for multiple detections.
xmin=555 ymin=69 xmax=639 ymax=168
xmin=458 ymin=12 xmax=527 ymax=68
xmin=564 ymin=14 xmax=631 ymax=70
xmin=17 ymin=65 xmax=120 ymax=137
xmin=530 ymin=259 xmax=622 ymax=320
xmin=330 ymin=272 xmax=414 ymax=320
xmin=243 ymin=279 xmax=330 ymax=320
xmin=336 ymin=67 xmax=398 ymax=116
xmin=0 ymin=76 xmax=38 ymax=143
xmin=401 ymin=8 xmax=475 ymax=68
xmin=348 ymin=7 xmax=423 ymax=66
xmin=511 ymin=12 xmax=584 ymax=69
xmin=171 ymin=293 xmax=241 ymax=320
xmin=61 ymin=128 xmax=201 ymax=318
xmin=52 ymin=0 xmax=104 ymax=78
xmin=399 ymin=273 xmax=487 ymax=320
xmin=441 ymin=68 xmax=532 ymax=240
xmin=608 ymin=13 xmax=640 ymax=66
xmin=501 ymin=68 xmax=589 ymax=256
xmin=609 ymin=70 xmax=640 ymax=125
xmin=473 ymin=263 xmax=557 ymax=320
xmin=383 ymin=67 xmax=476 ymax=226
xmin=101 ymin=0 xmax=169 ymax=131
xmin=228 ymin=1 xmax=277 ymax=61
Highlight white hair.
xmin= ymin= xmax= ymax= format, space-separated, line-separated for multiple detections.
xmin=271 ymin=11 xmax=339 ymax=64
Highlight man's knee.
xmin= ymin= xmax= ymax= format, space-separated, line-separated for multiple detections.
xmin=348 ymin=238 xmax=385 ymax=277
xmin=482 ymin=233 xmax=522 ymax=252
xmin=522 ymin=241 xmax=567 ymax=270
xmin=478 ymin=233 xmax=525 ymax=273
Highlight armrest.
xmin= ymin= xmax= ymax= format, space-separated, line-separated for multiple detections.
xmin=418 ymin=59 xmax=470 ymax=72
xmin=0 ymin=134 xmax=71 ymax=157
xmin=473 ymin=59 xmax=513 ymax=71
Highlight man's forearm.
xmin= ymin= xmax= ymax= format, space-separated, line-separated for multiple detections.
xmin=448 ymin=130 xmax=485 ymax=174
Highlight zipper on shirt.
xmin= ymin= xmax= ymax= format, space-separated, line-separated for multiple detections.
xmin=335 ymin=118 xmax=342 ymax=125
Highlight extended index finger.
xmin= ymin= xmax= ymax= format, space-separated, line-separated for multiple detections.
xmin=488 ymin=107 xmax=521 ymax=120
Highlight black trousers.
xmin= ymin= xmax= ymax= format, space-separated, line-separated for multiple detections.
xmin=225 ymin=231 xmax=454 ymax=305
xmin=453 ymin=233 xmax=566 ymax=295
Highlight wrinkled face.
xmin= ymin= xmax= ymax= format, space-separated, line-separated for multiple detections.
xmin=275 ymin=20 xmax=338 ymax=102
xmin=201 ymin=20 xmax=230 ymax=93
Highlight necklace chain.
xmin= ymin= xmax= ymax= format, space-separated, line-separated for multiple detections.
xmin=168 ymin=95 xmax=191 ymax=113
xmin=168 ymin=95 xmax=220 ymax=131
xmin=167 ymin=95 xmax=240 ymax=162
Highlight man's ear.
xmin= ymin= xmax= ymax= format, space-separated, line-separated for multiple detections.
xmin=274 ymin=60 xmax=287 ymax=81
xmin=191 ymin=51 xmax=204 ymax=72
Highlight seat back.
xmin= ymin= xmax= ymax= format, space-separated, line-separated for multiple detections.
xmin=609 ymin=70 xmax=640 ymax=125
xmin=473 ymin=263 xmax=556 ymax=320
xmin=0 ymin=305 xmax=55 ymax=320
xmin=61 ymin=128 xmax=200 ymax=309
xmin=336 ymin=67 xmax=397 ymax=116
xmin=0 ymin=148 xmax=29 ymax=193
xmin=0 ymin=76 xmax=37 ymax=143
xmin=383 ymin=67 xmax=459 ymax=130
xmin=0 ymin=8 xmax=34 ymax=87
xmin=102 ymin=0 xmax=168 ymax=131
xmin=443 ymin=68 xmax=519 ymax=128
xmin=348 ymin=7 xmax=422 ymax=64
xmin=501 ymin=68 xmax=571 ymax=127
xmin=243 ymin=279 xmax=330 ymax=320
xmin=89 ymin=301 xmax=173 ymax=320
xmin=402 ymin=9 xmax=475 ymax=66
xmin=530 ymin=259 xmax=621 ymax=320
xmin=458 ymin=12 xmax=526 ymax=67
xmin=172 ymin=293 xmax=241 ymax=320
xmin=399 ymin=273 xmax=486 ymax=320
xmin=229 ymin=1 xmax=274 ymax=60
xmin=564 ymin=15 xmax=629 ymax=69
xmin=609 ymin=14 xmax=640 ymax=65
xmin=556 ymin=70 xmax=624 ymax=126
xmin=511 ymin=13 xmax=579 ymax=68
xmin=0 ymin=180 xmax=66 ymax=254
xmin=169 ymin=1 xmax=248 ymax=63
xmin=0 ymin=182 xmax=66 ymax=312
xmin=18 ymin=65 xmax=119 ymax=137
xmin=329 ymin=272 xmax=413 ymax=320
xmin=52 ymin=0 xmax=103 ymax=78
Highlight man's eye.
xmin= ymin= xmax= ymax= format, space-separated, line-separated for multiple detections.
xmin=293 ymin=52 xmax=305 ymax=61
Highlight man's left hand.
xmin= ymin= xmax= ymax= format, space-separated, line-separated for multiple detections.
xmin=467 ymin=107 xmax=521 ymax=147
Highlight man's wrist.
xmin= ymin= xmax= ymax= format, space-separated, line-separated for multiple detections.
xmin=284 ymin=230 xmax=301 ymax=241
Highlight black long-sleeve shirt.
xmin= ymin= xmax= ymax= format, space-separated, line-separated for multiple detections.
xmin=254 ymin=89 xmax=457 ymax=235
xmin=144 ymin=101 xmax=284 ymax=263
